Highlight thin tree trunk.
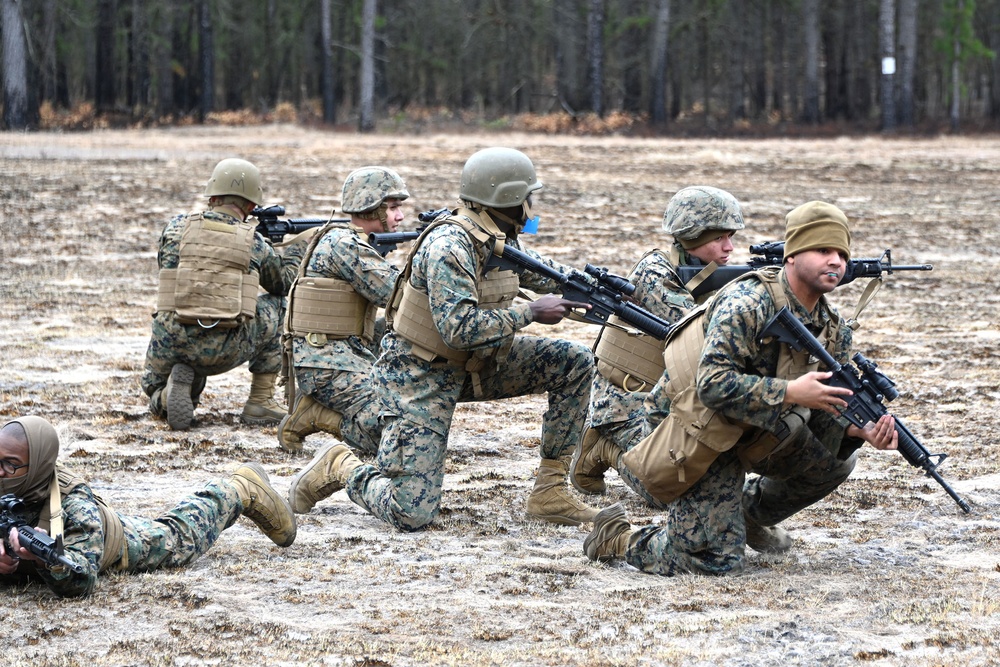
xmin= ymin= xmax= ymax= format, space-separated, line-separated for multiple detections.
xmin=727 ymin=0 xmax=745 ymax=122
xmin=199 ymin=0 xmax=213 ymax=119
xmin=650 ymin=0 xmax=670 ymax=125
xmin=587 ymin=0 xmax=604 ymax=116
xmin=1 ymin=0 xmax=32 ymax=128
xmin=879 ymin=0 xmax=896 ymax=132
xmin=952 ymin=13 xmax=961 ymax=131
xmin=359 ymin=0 xmax=376 ymax=132
xmin=321 ymin=0 xmax=335 ymax=123
xmin=96 ymin=0 xmax=117 ymax=111
xmin=898 ymin=0 xmax=917 ymax=126
xmin=802 ymin=0 xmax=820 ymax=123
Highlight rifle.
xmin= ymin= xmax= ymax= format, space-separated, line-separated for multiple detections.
xmin=251 ymin=205 xmax=347 ymax=244
xmin=367 ymin=208 xmax=448 ymax=256
xmin=678 ymin=241 xmax=933 ymax=299
xmin=486 ymin=243 xmax=674 ymax=340
xmin=1 ymin=494 xmax=86 ymax=574
xmin=761 ymin=307 xmax=972 ymax=513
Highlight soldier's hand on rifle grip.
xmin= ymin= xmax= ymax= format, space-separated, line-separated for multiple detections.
xmin=529 ymin=296 xmax=590 ymax=325
xmin=784 ymin=371 xmax=853 ymax=414
xmin=847 ymin=414 xmax=898 ymax=450
xmin=0 ymin=528 xmax=20 ymax=574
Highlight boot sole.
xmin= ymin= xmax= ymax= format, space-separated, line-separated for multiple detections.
xmin=235 ymin=463 xmax=298 ymax=547
xmin=165 ymin=364 xmax=196 ymax=431
xmin=583 ymin=502 xmax=628 ymax=561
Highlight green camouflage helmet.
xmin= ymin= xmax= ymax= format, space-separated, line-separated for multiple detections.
xmin=662 ymin=186 xmax=745 ymax=243
xmin=460 ymin=147 xmax=543 ymax=208
xmin=341 ymin=166 xmax=409 ymax=214
xmin=204 ymin=158 xmax=264 ymax=206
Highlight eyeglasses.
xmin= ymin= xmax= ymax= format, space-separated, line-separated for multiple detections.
xmin=0 ymin=459 xmax=29 ymax=475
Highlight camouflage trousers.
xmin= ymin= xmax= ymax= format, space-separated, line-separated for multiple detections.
xmin=294 ymin=367 xmax=381 ymax=455
xmin=346 ymin=334 xmax=594 ymax=531
xmin=625 ymin=422 xmax=857 ymax=576
xmin=140 ymin=294 xmax=285 ymax=400
xmin=118 ymin=480 xmax=241 ymax=573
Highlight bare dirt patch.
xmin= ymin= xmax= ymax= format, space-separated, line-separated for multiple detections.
xmin=1 ymin=127 xmax=998 ymax=666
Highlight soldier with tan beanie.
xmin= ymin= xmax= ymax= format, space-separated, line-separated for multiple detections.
xmin=583 ymin=201 xmax=897 ymax=577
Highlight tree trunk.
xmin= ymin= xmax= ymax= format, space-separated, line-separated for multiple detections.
xmin=95 ymin=0 xmax=117 ymax=112
xmin=321 ymin=0 xmax=335 ymax=123
xmin=897 ymin=0 xmax=917 ymax=126
xmin=1 ymin=0 xmax=33 ymax=128
xmin=129 ymin=0 xmax=151 ymax=114
xmin=359 ymin=0 xmax=376 ymax=132
xmin=650 ymin=0 xmax=670 ymax=124
xmin=879 ymin=0 xmax=896 ymax=132
xmin=198 ymin=0 xmax=213 ymax=119
xmin=587 ymin=0 xmax=604 ymax=116
xmin=727 ymin=0 xmax=745 ymax=122
xmin=952 ymin=8 xmax=961 ymax=132
xmin=802 ymin=0 xmax=820 ymax=123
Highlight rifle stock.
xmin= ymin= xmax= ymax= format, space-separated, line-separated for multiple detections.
xmin=760 ymin=307 xmax=971 ymax=513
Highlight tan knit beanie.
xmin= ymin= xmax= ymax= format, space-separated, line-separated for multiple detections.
xmin=783 ymin=201 xmax=852 ymax=260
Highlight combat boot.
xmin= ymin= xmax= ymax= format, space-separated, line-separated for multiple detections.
xmin=277 ymin=394 xmax=344 ymax=453
xmin=226 ymin=462 xmax=297 ymax=547
xmin=584 ymin=502 xmax=633 ymax=562
xmin=744 ymin=514 xmax=792 ymax=554
xmin=570 ymin=427 xmax=623 ymax=495
xmin=164 ymin=363 xmax=196 ymax=431
xmin=526 ymin=458 xmax=600 ymax=526
xmin=287 ymin=443 xmax=363 ymax=514
xmin=241 ymin=373 xmax=285 ymax=425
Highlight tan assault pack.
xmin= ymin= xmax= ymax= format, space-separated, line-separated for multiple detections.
xmin=156 ymin=213 xmax=259 ymax=328
xmin=620 ymin=267 xmax=842 ymax=504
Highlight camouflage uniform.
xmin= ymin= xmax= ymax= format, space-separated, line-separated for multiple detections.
xmin=8 ymin=479 xmax=242 ymax=598
xmin=344 ymin=223 xmax=594 ymax=531
xmin=141 ymin=209 xmax=303 ymax=406
xmin=623 ymin=270 xmax=861 ymax=576
xmin=289 ymin=223 xmax=399 ymax=454
xmin=588 ymin=246 xmax=699 ymax=506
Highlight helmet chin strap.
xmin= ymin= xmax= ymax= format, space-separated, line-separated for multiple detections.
xmin=485 ymin=200 xmax=530 ymax=234
xmin=376 ymin=203 xmax=390 ymax=232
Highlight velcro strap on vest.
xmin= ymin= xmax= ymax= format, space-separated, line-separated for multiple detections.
xmin=287 ymin=276 xmax=372 ymax=339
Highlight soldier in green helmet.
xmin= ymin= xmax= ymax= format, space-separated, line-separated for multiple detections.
xmin=287 ymin=147 xmax=602 ymax=531
xmin=141 ymin=158 xmax=306 ymax=430
xmin=277 ymin=167 xmax=408 ymax=465
xmin=572 ymin=185 xmax=746 ymax=507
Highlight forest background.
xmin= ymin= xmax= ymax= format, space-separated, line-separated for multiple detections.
xmin=4 ymin=0 xmax=1000 ymax=135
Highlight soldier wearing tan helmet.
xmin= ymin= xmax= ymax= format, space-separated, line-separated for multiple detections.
xmin=141 ymin=158 xmax=306 ymax=430
xmin=572 ymin=185 xmax=746 ymax=507
xmin=583 ymin=200 xmax=897 ymax=576
xmin=277 ymin=167 xmax=408 ymax=469
xmin=287 ymin=147 xmax=601 ymax=530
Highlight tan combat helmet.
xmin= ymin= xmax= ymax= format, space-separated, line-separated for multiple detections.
xmin=663 ymin=185 xmax=744 ymax=249
xmin=204 ymin=158 xmax=264 ymax=207
xmin=341 ymin=166 xmax=409 ymax=214
xmin=460 ymin=147 xmax=543 ymax=209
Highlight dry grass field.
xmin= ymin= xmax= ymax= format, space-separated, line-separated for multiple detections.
xmin=1 ymin=126 xmax=999 ymax=666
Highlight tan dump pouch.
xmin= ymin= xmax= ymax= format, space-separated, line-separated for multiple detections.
xmin=594 ymin=317 xmax=666 ymax=392
xmin=287 ymin=276 xmax=372 ymax=340
xmin=621 ymin=384 xmax=747 ymax=504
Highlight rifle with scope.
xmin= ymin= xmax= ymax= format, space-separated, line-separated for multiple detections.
xmin=677 ymin=241 xmax=933 ymax=299
xmin=761 ymin=307 xmax=972 ymax=514
xmin=251 ymin=205 xmax=347 ymax=244
xmin=1 ymin=494 xmax=86 ymax=574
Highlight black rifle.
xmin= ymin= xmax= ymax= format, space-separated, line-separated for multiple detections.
xmin=251 ymin=205 xmax=347 ymax=244
xmin=367 ymin=208 xmax=448 ymax=256
xmin=1 ymin=494 xmax=86 ymax=574
xmin=678 ymin=241 xmax=933 ymax=299
xmin=485 ymin=243 xmax=674 ymax=340
xmin=761 ymin=307 xmax=972 ymax=513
